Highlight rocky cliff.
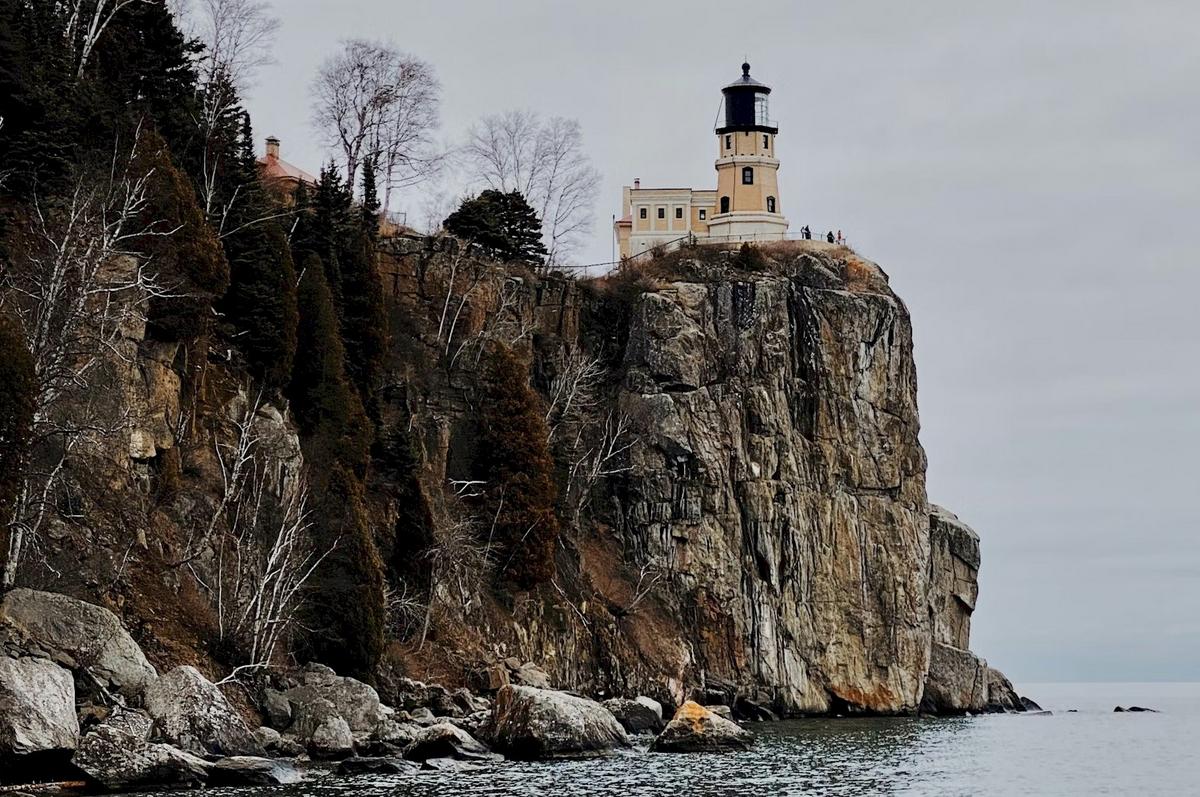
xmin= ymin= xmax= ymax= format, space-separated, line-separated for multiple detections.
xmin=2 ymin=236 xmax=1022 ymax=725
xmin=380 ymin=238 xmax=1018 ymax=716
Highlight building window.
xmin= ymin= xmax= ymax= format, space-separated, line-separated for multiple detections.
xmin=720 ymin=196 xmax=730 ymax=214
xmin=675 ymin=207 xmax=683 ymax=219
xmin=767 ymin=196 xmax=776 ymax=213
xmin=763 ymin=134 xmax=769 ymax=148
xmin=725 ymin=134 xmax=731 ymax=150
xmin=699 ymin=209 xmax=707 ymax=220
xmin=742 ymin=167 xmax=754 ymax=185
xmin=657 ymin=207 xmax=665 ymax=219
xmin=639 ymin=207 xmax=647 ymax=219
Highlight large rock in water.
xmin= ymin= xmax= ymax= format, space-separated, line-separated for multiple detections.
xmin=603 ymin=697 xmax=665 ymax=734
xmin=144 ymin=665 xmax=264 ymax=756
xmin=0 ymin=656 xmax=79 ymax=758
xmin=0 ymin=589 xmax=157 ymax=697
xmin=984 ymin=667 xmax=1026 ymax=713
xmin=290 ymin=696 xmax=354 ymax=759
xmin=486 ymin=685 xmax=629 ymax=759
xmin=650 ymin=701 xmax=754 ymax=753
xmin=921 ymin=642 xmax=988 ymax=714
xmin=72 ymin=709 xmax=209 ymax=791
xmin=403 ymin=722 xmax=497 ymax=762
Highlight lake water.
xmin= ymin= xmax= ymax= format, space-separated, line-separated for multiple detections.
xmin=140 ymin=683 xmax=1200 ymax=797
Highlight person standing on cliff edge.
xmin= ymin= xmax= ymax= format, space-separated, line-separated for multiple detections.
xmin=827 ymin=231 xmax=835 ymax=243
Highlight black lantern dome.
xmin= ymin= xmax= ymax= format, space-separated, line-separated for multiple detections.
xmin=717 ymin=62 xmax=776 ymax=135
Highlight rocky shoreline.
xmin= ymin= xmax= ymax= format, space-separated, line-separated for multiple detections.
xmin=1 ymin=588 xmax=1038 ymax=794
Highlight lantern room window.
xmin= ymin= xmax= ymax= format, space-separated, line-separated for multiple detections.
xmin=755 ymin=94 xmax=770 ymax=126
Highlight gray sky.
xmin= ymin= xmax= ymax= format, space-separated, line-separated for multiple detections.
xmin=246 ymin=0 xmax=1200 ymax=683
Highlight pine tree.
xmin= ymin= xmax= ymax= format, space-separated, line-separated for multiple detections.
xmin=136 ymin=130 xmax=229 ymax=341
xmin=444 ymin=190 xmax=548 ymax=264
xmin=218 ymin=114 xmax=298 ymax=389
xmin=301 ymin=462 xmax=387 ymax=679
xmin=337 ymin=229 xmax=388 ymax=402
xmin=477 ymin=344 xmax=560 ymax=588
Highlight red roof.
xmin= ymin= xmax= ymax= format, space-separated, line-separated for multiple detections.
xmin=259 ymin=153 xmax=317 ymax=185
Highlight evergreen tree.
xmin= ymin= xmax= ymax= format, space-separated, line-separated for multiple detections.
xmin=477 ymin=344 xmax=560 ymax=588
xmin=359 ymin=157 xmax=381 ymax=244
xmin=135 ymin=130 xmax=230 ymax=341
xmin=218 ymin=114 xmax=298 ymax=389
xmin=289 ymin=253 xmax=371 ymax=468
xmin=301 ymin=462 xmax=387 ymax=679
xmin=444 ymin=190 xmax=548 ymax=264
xmin=338 ymin=229 xmax=388 ymax=402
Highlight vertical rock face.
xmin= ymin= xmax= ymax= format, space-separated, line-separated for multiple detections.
xmin=928 ymin=505 xmax=981 ymax=649
xmin=610 ymin=251 xmax=930 ymax=714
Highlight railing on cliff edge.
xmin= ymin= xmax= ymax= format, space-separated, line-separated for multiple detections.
xmin=553 ymin=231 xmax=854 ymax=279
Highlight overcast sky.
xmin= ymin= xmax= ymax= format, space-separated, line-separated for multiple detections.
xmin=245 ymin=0 xmax=1200 ymax=683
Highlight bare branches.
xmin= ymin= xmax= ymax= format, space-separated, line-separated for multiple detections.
xmin=202 ymin=393 xmax=331 ymax=668
xmin=564 ymin=410 xmax=634 ymax=523
xmin=61 ymin=0 xmax=149 ymax=79
xmin=187 ymin=0 xmax=279 ymax=92
xmin=545 ymin=349 xmax=604 ymax=440
xmin=311 ymin=40 xmax=441 ymax=206
xmin=0 ymin=128 xmax=172 ymax=587
xmin=464 ymin=110 xmax=600 ymax=267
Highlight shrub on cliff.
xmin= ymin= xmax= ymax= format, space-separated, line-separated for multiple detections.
xmin=477 ymin=344 xmax=560 ymax=588
xmin=733 ymin=241 xmax=767 ymax=272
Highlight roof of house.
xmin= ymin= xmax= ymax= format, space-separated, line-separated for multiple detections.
xmin=259 ymin=153 xmax=317 ymax=185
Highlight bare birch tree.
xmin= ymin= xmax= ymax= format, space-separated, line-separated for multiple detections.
xmin=464 ymin=110 xmax=601 ymax=267
xmin=203 ymin=396 xmax=332 ymax=669
xmin=175 ymin=0 xmax=279 ymax=220
xmin=311 ymin=39 xmax=441 ymax=208
xmin=58 ymin=0 xmax=150 ymax=79
xmin=0 ymin=128 xmax=173 ymax=587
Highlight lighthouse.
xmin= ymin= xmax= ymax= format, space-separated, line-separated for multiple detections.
xmin=708 ymin=62 xmax=788 ymax=240
xmin=615 ymin=62 xmax=789 ymax=260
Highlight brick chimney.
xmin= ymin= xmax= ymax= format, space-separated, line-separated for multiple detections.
xmin=633 ymin=177 xmax=640 ymax=190
xmin=265 ymin=136 xmax=280 ymax=159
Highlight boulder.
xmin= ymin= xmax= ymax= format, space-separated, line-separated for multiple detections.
xmin=285 ymin=666 xmax=386 ymax=733
xmin=511 ymin=663 xmax=551 ymax=690
xmin=72 ymin=709 xmax=209 ymax=791
xmin=144 ymin=665 xmax=264 ymax=756
xmin=373 ymin=718 xmax=420 ymax=747
xmin=921 ymin=642 xmax=988 ymax=714
xmin=206 ymin=756 xmax=302 ymax=786
xmin=253 ymin=726 xmax=281 ymax=750
xmin=636 ymin=696 xmax=664 ymax=719
xmin=291 ymin=696 xmax=354 ymax=759
xmin=309 ymin=717 xmax=355 ymax=760
xmin=0 ymin=656 xmax=79 ymax=758
xmin=0 ymin=589 xmax=157 ymax=697
xmin=1020 ymin=696 xmax=1043 ymax=712
xmin=262 ymin=688 xmax=292 ymax=729
xmin=403 ymin=722 xmax=497 ymax=762
xmin=705 ymin=704 xmax=734 ymax=721
xmin=983 ymin=667 xmax=1025 ymax=713
xmin=338 ymin=756 xmax=418 ymax=775
xmin=650 ymin=701 xmax=755 ymax=753
xmin=603 ymin=697 xmax=664 ymax=734
xmin=734 ymin=696 xmax=779 ymax=722
xmin=487 ymin=685 xmax=629 ymax=759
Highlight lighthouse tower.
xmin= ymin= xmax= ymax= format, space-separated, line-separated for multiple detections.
xmin=707 ymin=62 xmax=789 ymax=241
xmin=614 ymin=61 xmax=789 ymax=259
